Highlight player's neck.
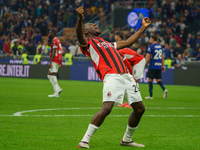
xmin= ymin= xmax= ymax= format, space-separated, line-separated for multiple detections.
xmin=87 ymin=33 xmax=100 ymax=38
xmin=87 ymin=34 xmax=97 ymax=38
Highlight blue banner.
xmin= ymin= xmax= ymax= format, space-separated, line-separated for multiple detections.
xmin=70 ymin=61 xmax=174 ymax=84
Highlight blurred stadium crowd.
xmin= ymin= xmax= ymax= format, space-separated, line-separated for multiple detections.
xmin=0 ymin=0 xmax=200 ymax=67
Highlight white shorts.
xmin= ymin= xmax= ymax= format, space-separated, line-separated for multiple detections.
xmin=103 ymin=73 xmax=142 ymax=106
xmin=133 ymin=58 xmax=145 ymax=80
xmin=49 ymin=62 xmax=60 ymax=73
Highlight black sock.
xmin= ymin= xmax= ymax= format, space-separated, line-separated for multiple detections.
xmin=157 ymin=81 xmax=165 ymax=91
xmin=149 ymin=82 xmax=153 ymax=97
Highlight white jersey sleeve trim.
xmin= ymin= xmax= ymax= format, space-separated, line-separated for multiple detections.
xmin=113 ymin=42 xmax=117 ymax=49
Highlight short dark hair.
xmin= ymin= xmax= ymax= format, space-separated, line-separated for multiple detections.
xmin=151 ymin=35 xmax=158 ymax=41
xmin=51 ymin=29 xmax=57 ymax=35
xmin=115 ymin=31 xmax=123 ymax=39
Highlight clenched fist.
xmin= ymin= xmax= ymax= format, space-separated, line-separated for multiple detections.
xmin=142 ymin=17 xmax=151 ymax=28
xmin=76 ymin=6 xmax=84 ymax=18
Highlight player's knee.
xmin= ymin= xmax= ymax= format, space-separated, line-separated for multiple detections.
xmin=102 ymin=106 xmax=112 ymax=116
xmin=136 ymin=105 xmax=145 ymax=115
xmin=104 ymin=108 xmax=112 ymax=116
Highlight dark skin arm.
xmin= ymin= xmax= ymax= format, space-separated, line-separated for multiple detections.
xmin=145 ymin=53 xmax=151 ymax=65
xmin=75 ymin=6 xmax=87 ymax=47
xmin=116 ymin=17 xmax=151 ymax=50
xmin=48 ymin=48 xmax=57 ymax=69
xmin=161 ymin=54 xmax=165 ymax=72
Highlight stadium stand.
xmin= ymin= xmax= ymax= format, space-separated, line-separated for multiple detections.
xmin=0 ymin=0 xmax=200 ymax=68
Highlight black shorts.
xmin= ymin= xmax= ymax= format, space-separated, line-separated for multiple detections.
xmin=147 ymin=69 xmax=162 ymax=79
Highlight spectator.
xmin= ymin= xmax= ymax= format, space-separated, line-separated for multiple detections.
xmin=42 ymin=41 xmax=50 ymax=55
xmin=57 ymin=19 xmax=62 ymax=33
xmin=21 ymin=48 xmax=29 ymax=64
xmin=28 ymin=40 xmax=36 ymax=55
xmin=48 ymin=2 xmax=54 ymax=22
xmin=33 ymin=32 xmax=42 ymax=45
xmin=186 ymin=44 xmax=194 ymax=57
xmin=195 ymin=47 xmax=200 ymax=61
xmin=52 ymin=9 xmax=58 ymax=27
xmin=4 ymin=38 xmax=13 ymax=57
xmin=62 ymin=8 xmax=68 ymax=27
xmin=179 ymin=29 xmax=187 ymax=47
xmin=174 ymin=43 xmax=184 ymax=57
xmin=164 ymin=56 xmax=172 ymax=69
xmin=186 ymin=33 xmax=194 ymax=49
xmin=169 ymin=34 xmax=176 ymax=49
xmin=33 ymin=48 xmax=42 ymax=64
xmin=68 ymin=41 xmax=78 ymax=56
xmin=18 ymin=42 xmax=24 ymax=55
xmin=64 ymin=50 xmax=73 ymax=65
xmin=36 ymin=41 xmax=42 ymax=54
xmin=174 ymin=54 xmax=183 ymax=68
xmin=164 ymin=43 xmax=171 ymax=59
xmin=194 ymin=31 xmax=200 ymax=49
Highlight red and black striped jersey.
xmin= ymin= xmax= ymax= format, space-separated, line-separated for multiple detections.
xmin=50 ymin=37 xmax=62 ymax=65
xmin=80 ymin=37 xmax=128 ymax=81
xmin=118 ymin=48 xmax=144 ymax=66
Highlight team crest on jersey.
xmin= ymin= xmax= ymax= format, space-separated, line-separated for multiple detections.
xmin=107 ymin=91 xmax=111 ymax=98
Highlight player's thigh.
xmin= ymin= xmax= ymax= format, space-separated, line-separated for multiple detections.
xmin=103 ymin=74 xmax=125 ymax=105
xmin=49 ymin=62 xmax=59 ymax=73
xmin=133 ymin=58 xmax=145 ymax=80
xmin=123 ymin=74 xmax=143 ymax=105
xmin=155 ymin=69 xmax=162 ymax=79
xmin=147 ymin=69 xmax=156 ymax=79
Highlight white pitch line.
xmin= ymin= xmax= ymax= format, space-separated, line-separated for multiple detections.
xmin=13 ymin=107 xmax=200 ymax=116
xmin=0 ymin=115 xmax=200 ymax=117
xmin=0 ymin=107 xmax=198 ymax=117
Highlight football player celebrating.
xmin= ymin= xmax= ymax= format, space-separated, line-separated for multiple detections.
xmin=75 ymin=6 xmax=151 ymax=148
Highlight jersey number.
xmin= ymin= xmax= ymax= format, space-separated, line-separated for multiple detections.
xmin=154 ymin=49 xmax=162 ymax=60
xmin=55 ymin=43 xmax=62 ymax=56
xmin=133 ymin=84 xmax=139 ymax=93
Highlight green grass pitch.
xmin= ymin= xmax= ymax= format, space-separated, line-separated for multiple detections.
xmin=0 ymin=77 xmax=200 ymax=150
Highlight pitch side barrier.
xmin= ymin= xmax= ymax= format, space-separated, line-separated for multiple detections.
xmin=0 ymin=62 xmax=199 ymax=86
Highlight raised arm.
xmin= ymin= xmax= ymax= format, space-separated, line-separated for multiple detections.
xmin=75 ymin=6 xmax=87 ymax=47
xmin=116 ymin=17 xmax=151 ymax=50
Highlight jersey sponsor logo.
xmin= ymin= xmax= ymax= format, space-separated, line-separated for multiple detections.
xmin=91 ymin=39 xmax=112 ymax=69
xmin=155 ymin=62 xmax=162 ymax=66
xmin=97 ymin=42 xmax=114 ymax=49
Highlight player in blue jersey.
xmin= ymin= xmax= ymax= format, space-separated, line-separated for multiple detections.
xmin=145 ymin=35 xmax=168 ymax=99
